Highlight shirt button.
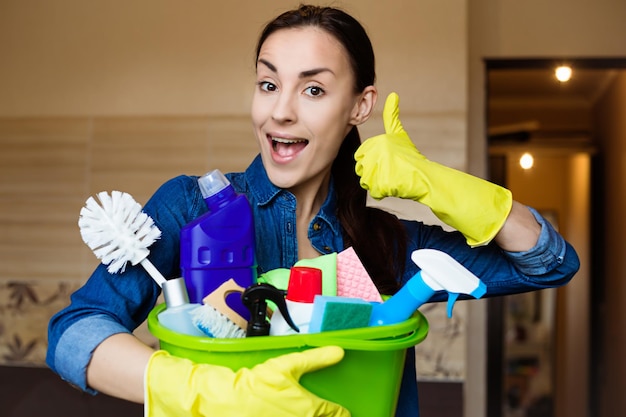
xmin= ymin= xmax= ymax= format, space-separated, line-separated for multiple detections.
xmin=313 ymin=223 xmax=321 ymax=231
xmin=323 ymin=246 xmax=332 ymax=253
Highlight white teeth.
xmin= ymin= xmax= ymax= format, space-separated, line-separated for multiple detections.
xmin=271 ymin=137 xmax=307 ymax=144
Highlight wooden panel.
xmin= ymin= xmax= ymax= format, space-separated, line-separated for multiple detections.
xmin=0 ymin=118 xmax=90 ymax=198
xmin=0 ymin=118 xmax=90 ymax=282
xmin=0 ymin=199 xmax=87 ymax=281
xmin=90 ymin=116 xmax=212 ymax=204
xmin=206 ymin=116 xmax=260 ymax=173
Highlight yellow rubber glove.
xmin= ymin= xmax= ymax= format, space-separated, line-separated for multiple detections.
xmin=145 ymin=346 xmax=351 ymax=417
xmin=355 ymin=92 xmax=512 ymax=247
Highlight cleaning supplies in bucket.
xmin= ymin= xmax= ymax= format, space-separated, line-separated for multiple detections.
xmin=261 ymin=247 xmax=487 ymax=335
xmin=147 ymin=301 xmax=429 ymax=417
xmin=308 ymin=248 xmax=487 ymax=332
xmin=180 ymin=169 xmax=257 ymax=319
xmin=190 ymin=280 xmax=300 ymax=338
xmin=256 ymin=245 xmax=384 ymax=334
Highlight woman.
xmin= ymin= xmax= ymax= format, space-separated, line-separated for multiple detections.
xmin=47 ymin=5 xmax=579 ymax=417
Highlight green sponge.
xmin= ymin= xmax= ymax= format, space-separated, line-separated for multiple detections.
xmin=308 ymin=295 xmax=373 ymax=333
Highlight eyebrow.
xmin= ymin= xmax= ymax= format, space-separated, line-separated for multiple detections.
xmin=257 ymin=58 xmax=335 ymax=78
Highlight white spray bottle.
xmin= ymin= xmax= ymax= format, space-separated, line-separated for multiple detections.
xmin=369 ymin=249 xmax=486 ymax=326
xmin=270 ymin=266 xmax=322 ymax=336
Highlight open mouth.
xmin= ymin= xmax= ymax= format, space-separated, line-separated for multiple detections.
xmin=270 ymin=136 xmax=309 ymax=158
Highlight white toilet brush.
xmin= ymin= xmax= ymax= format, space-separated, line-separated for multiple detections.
xmin=78 ymin=190 xmax=166 ymax=285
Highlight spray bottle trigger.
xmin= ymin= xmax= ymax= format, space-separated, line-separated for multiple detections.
xmin=242 ymin=283 xmax=300 ymax=336
xmin=446 ymin=293 xmax=460 ymax=318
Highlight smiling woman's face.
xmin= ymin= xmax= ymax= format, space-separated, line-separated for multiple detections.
xmin=251 ymin=26 xmax=363 ymax=191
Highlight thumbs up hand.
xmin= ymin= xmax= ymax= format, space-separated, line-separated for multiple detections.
xmin=354 ymin=92 xmax=513 ymax=247
xmin=355 ymin=92 xmax=428 ymax=200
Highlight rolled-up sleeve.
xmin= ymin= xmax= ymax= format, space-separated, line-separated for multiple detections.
xmin=46 ymin=260 xmax=161 ymax=394
xmin=50 ymin=315 xmax=131 ymax=393
xmin=503 ymin=207 xmax=569 ymax=275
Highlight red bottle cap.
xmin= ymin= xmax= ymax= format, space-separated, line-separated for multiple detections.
xmin=286 ymin=266 xmax=322 ymax=303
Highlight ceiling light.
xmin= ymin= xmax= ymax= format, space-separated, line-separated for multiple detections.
xmin=520 ymin=152 xmax=534 ymax=170
xmin=555 ymin=65 xmax=572 ymax=82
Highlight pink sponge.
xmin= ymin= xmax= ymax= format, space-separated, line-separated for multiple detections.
xmin=336 ymin=247 xmax=383 ymax=302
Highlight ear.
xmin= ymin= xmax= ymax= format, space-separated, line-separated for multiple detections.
xmin=350 ymin=86 xmax=377 ymax=126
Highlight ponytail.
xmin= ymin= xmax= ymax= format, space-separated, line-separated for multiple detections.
xmin=332 ymin=126 xmax=407 ymax=294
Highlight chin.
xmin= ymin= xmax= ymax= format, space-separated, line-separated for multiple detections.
xmin=259 ymin=152 xmax=295 ymax=187
xmin=265 ymin=168 xmax=299 ymax=190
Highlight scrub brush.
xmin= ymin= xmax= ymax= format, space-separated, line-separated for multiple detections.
xmin=190 ymin=278 xmax=248 ymax=339
xmin=78 ymin=190 xmax=166 ymax=284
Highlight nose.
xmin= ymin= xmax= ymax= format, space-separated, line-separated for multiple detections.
xmin=271 ymin=92 xmax=297 ymax=124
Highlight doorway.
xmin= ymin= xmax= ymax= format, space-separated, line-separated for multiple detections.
xmin=485 ymin=58 xmax=626 ymax=417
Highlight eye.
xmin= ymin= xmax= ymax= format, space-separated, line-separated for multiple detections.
xmin=258 ymin=81 xmax=277 ymax=92
xmin=304 ymin=86 xmax=325 ymax=97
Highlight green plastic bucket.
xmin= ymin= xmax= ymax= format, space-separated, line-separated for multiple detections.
xmin=148 ymin=303 xmax=428 ymax=417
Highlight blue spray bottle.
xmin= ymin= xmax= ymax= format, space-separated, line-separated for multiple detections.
xmin=180 ymin=169 xmax=257 ymax=321
xmin=369 ymin=249 xmax=487 ymax=326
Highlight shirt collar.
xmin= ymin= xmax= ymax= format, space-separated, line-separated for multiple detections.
xmin=244 ymin=154 xmax=341 ymax=236
xmin=245 ymin=155 xmax=283 ymax=206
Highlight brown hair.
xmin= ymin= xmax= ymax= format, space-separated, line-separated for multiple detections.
xmin=256 ymin=5 xmax=407 ymax=294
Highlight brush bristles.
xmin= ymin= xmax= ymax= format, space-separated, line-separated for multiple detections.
xmin=190 ymin=305 xmax=246 ymax=339
xmin=79 ymin=191 xmax=162 ymax=274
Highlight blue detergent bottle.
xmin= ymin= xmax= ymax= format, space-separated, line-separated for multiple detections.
xmin=180 ymin=169 xmax=257 ymax=321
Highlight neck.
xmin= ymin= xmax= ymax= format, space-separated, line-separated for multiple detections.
xmin=290 ymin=172 xmax=331 ymax=260
xmin=290 ymin=171 xmax=330 ymax=220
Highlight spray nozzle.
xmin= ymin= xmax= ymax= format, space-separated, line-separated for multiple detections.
xmin=410 ymin=249 xmax=486 ymax=317
xmin=241 ymin=283 xmax=300 ymax=336
xmin=369 ymin=249 xmax=486 ymax=326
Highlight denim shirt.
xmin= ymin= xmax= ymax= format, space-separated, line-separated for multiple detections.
xmin=47 ymin=154 xmax=579 ymax=417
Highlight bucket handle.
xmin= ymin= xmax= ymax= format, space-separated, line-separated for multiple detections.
xmin=301 ymin=322 xmax=429 ymax=351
